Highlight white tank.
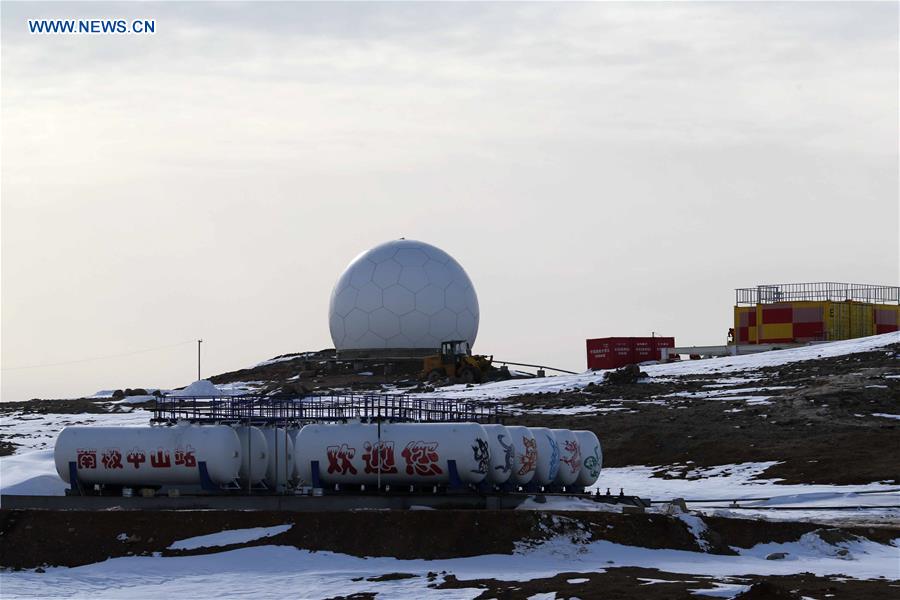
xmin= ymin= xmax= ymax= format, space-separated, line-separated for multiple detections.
xmin=504 ymin=426 xmax=536 ymax=485
xmin=575 ymin=430 xmax=602 ymax=487
xmin=529 ymin=427 xmax=560 ymax=486
xmin=294 ymin=422 xmax=490 ymax=486
xmin=233 ymin=426 xmax=268 ymax=485
xmin=262 ymin=427 xmax=294 ymax=490
xmin=481 ymin=424 xmax=514 ymax=485
xmin=287 ymin=427 xmax=303 ymax=480
xmin=551 ymin=428 xmax=582 ymax=487
xmin=54 ymin=425 xmax=240 ymax=487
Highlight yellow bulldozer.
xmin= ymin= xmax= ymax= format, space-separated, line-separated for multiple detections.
xmin=421 ymin=340 xmax=494 ymax=384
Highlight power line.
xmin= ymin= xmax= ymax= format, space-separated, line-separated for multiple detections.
xmin=1 ymin=340 xmax=196 ymax=371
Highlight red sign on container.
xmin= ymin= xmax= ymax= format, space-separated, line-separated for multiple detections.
xmin=586 ymin=337 xmax=675 ymax=370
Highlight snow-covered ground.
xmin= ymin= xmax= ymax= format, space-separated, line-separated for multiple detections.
xmin=596 ymin=463 xmax=900 ymax=525
xmin=0 ymin=408 xmax=154 ymax=496
xmin=417 ymin=332 xmax=899 ymax=400
xmin=0 ymin=408 xmax=152 ymax=454
xmin=1 ymin=450 xmax=67 ymax=496
xmin=2 ymin=530 xmax=897 ymax=599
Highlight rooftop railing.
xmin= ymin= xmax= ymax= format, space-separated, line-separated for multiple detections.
xmin=151 ymin=392 xmax=505 ymax=426
xmin=735 ymin=282 xmax=899 ymax=306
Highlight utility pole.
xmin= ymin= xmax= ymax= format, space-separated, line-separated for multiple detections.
xmin=197 ymin=339 xmax=203 ymax=381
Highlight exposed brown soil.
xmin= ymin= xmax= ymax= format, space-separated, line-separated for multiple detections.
xmin=1 ymin=508 xmax=896 ymax=571
xmin=504 ymin=347 xmax=900 ymax=485
xmin=0 ymin=397 xmax=114 ymax=416
xmin=435 ymin=567 xmax=900 ymax=599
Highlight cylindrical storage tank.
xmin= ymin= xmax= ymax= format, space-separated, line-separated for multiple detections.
xmin=481 ymin=424 xmax=514 ymax=485
xmin=233 ymin=426 xmax=268 ymax=486
xmin=529 ymin=427 xmax=560 ymax=486
xmin=262 ymin=427 xmax=294 ymax=489
xmin=287 ymin=427 xmax=303 ymax=480
xmin=54 ymin=425 xmax=240 ymax=487
xmin=575 ymin=430 xmax=602 ymax=487
xmin=294 ymin=422 xmax=490 ymax=486
xmin=551 ymin=428 xmax=581 ymax=487
xmin=505 ymin=426 xmax=536 ymax=485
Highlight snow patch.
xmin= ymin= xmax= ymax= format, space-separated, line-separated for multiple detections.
xmin=168 ymin=380 xmax=226 ymax=397
xmin=169 ymin=525 xmax=294 ymax=550
xmin=0 ymin=449 xmax=67 ymax=496
xmin=677 ymin=513 xmax=711 ymax=551
xmin=2 ymin=531 xmax=897 ymax=599
xmin=872 ymin=413 xmax=900 ymax=421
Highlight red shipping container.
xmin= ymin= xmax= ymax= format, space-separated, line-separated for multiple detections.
xmin=586 ymin=337 xmax=675 ymax=370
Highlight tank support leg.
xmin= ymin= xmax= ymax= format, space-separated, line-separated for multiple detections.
xmin=523 ymin=480 xmax=540 ymax=493
xmin=311 ymin=460 xmax=322 ymax=488
xmin=68 ymin=461 xmax=84 ymax=496
xmin=447 ymin=460 xmax=463 ymax=490
xmin=198 ymin=461 xmax=217 ymax=491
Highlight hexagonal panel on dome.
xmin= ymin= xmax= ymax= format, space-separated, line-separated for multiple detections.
xmin=457 ymin=309 xmax=478 ymax=339
xmin=398 ymin=266 xmax=429 ymax=293
xmin=444 ymin=281 xmax=471 ymax=312
xmin=394 ymin=247 xmax=429 ymax=267
xmin=355 ymin=282 xmax=383 ymax=313
xmin=429 ymin=308 xmax=458 ymax=340
xmin=343 ymin=309 xmax=370 ymax=342
xmin=356 ymin=330 xmax=387 ymax=348
xmin=328 ymin=239 xmax=479 ymax=350
xmin=369 ymin=308 xmax=400 ymax=339
xmin=332 ymin=286 xmax=359 ymax=318
xmin=400 ymin=311 xmax=429 ymax=341
xmin=423 ymin=260 xmax=453 ymax=288
xmin=383 ymin=284 xmax=416 ymax=315
xmin=372 ymin=259 xmax=402 ymax=287
xmin=363 ymin=243 xmax=400 ymax=265
xmin=349 ymin=259 xmax=376 ymax=288
xmin=415 ymin=284 xmax=445 ymax=316
xmin=329 ymin=316 xmax=345 ymax=346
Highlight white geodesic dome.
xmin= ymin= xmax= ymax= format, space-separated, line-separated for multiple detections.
xmin=328 ymin=239 xmax=480 ymax=351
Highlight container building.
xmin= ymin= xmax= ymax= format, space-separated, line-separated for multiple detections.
xmin=733 ymin=282 xmax=899 ymax=345
xmin=585 ymin=336 xmax=675 ymax=370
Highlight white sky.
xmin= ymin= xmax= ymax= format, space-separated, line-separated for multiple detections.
xmin=2 ymin=2 xmax=898 ymax=400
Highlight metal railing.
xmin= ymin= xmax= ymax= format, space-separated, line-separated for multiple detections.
xmin=735 ymin=282 xmax=899 ymax=306
xmin=151 ymin=393 xmax=505 ymax=426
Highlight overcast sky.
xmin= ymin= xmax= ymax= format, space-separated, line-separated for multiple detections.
xmin=2 ymin=2 xmax=897 ymax=400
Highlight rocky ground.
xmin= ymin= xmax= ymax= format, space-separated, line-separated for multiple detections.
xmin=432 ymin=569 xmax=899 ymax=600
xmin=506 ymin=348 xmax=900 ymax=485
xmin=6 ymin=344 xmax=896 ymax=484
xmin=2 ymin=509 xmax=897 ymax=598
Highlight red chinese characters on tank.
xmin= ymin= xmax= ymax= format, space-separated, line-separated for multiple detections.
xmin=362 ymin=441 xmax=398 ymax=474
xmin=401 ymin=441 xmax=443 ymax=477
xmin=174 ymin=446 xmax=197 ymax=468
xmin=76 ymin=449 xmax=97 ymax=469
xmin=326 ymin=444 xmax=358 ymax=475
xmin=126 ymin=448 xmax=146 ymax=469
xmin=150 ymin=448 xmax=172 ymax=468
xmin=101 ymin=449 xmax=123 ymax=470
